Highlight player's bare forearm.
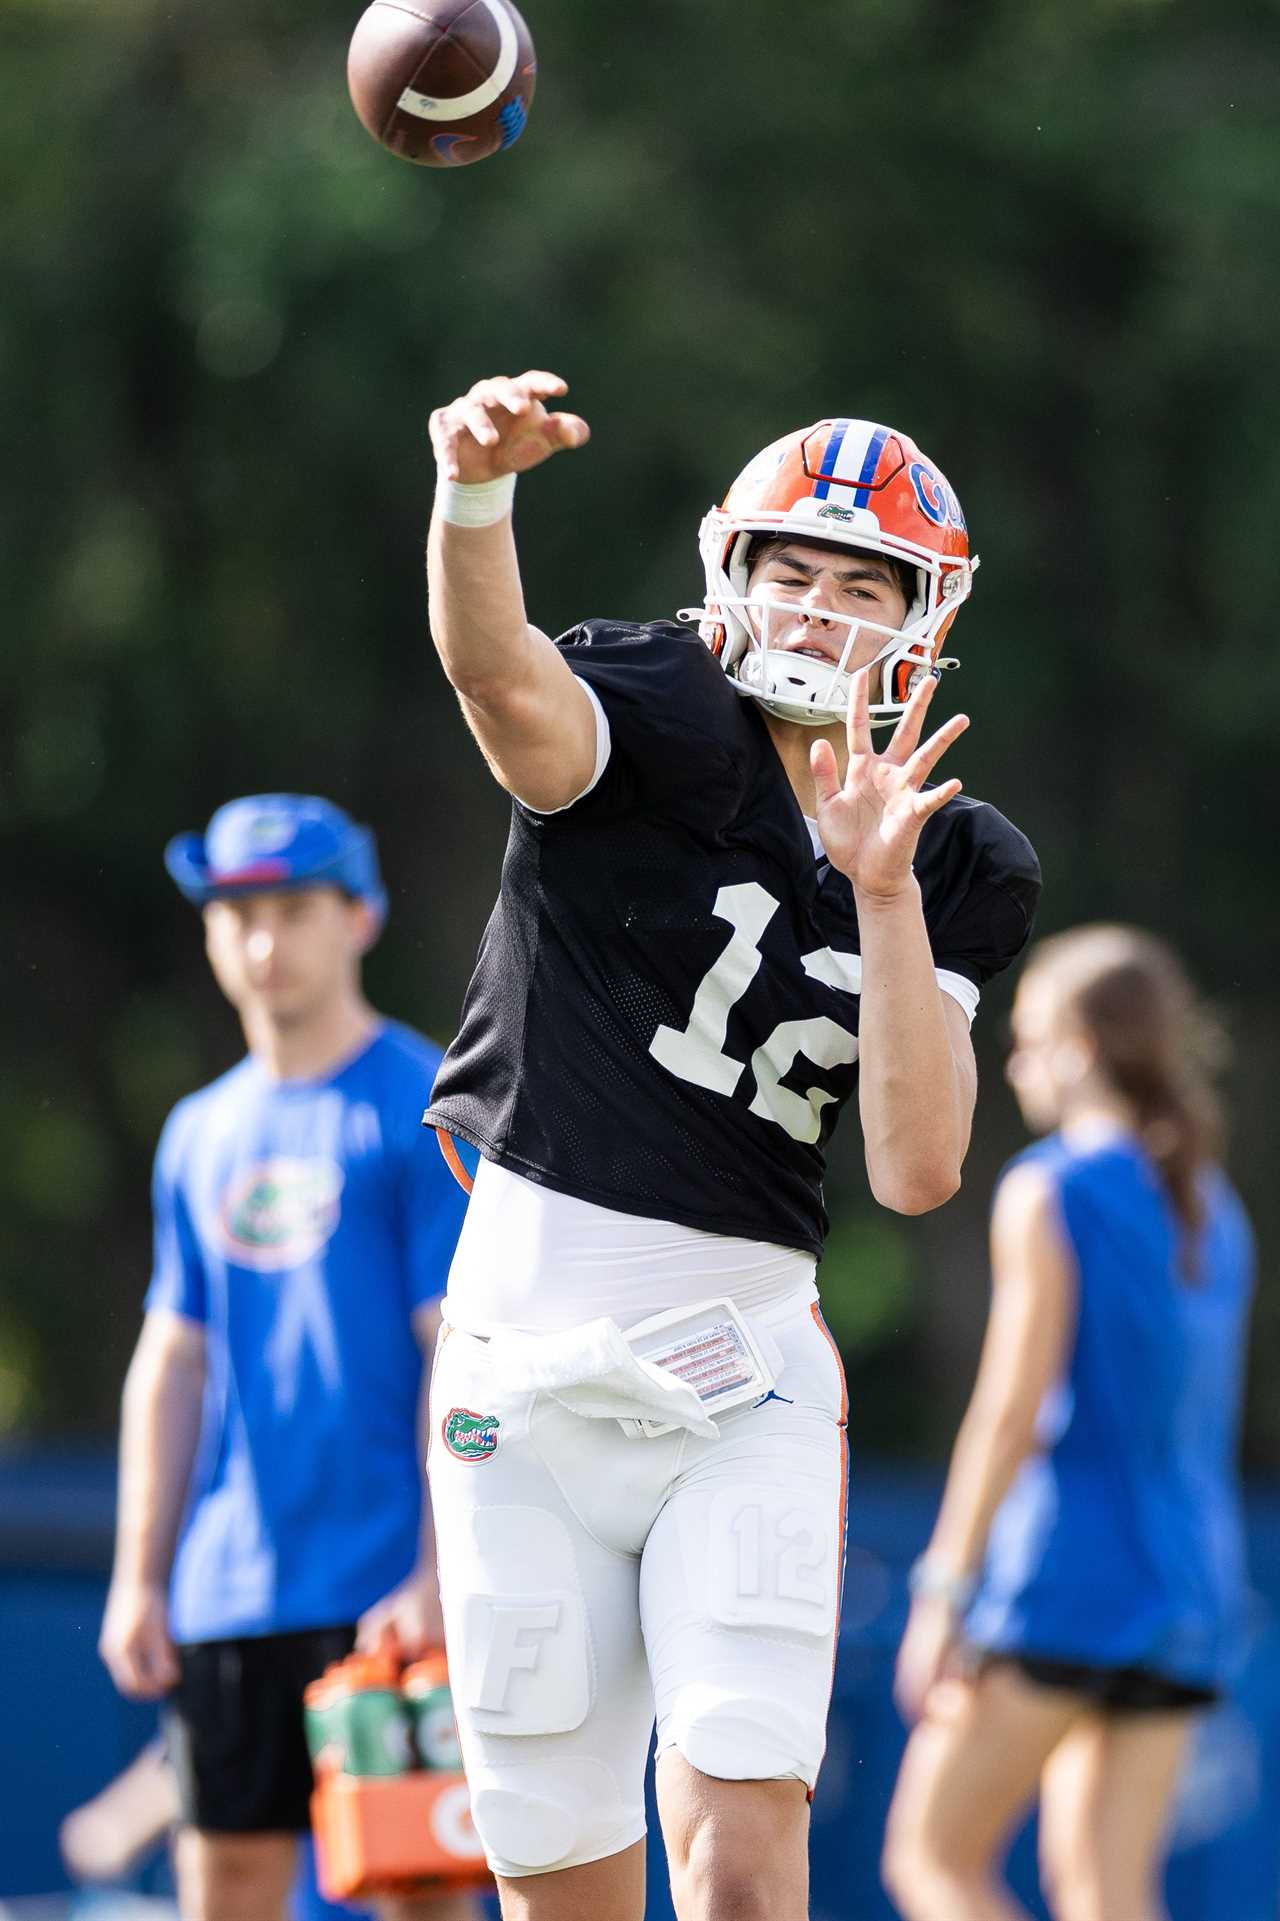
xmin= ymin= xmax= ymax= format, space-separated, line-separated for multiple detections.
xmin=855 ymin=882 xmax=975 ymax=1213
xmin=427 ymin=510 xmax=535 ymax=701
xmin=110 ymin=1311 xmax=206 ymax=1589
xmin=426 ymin=370 xmax=600 ymax=810
xmin=427 ymin=514 xmax=599 ymax=809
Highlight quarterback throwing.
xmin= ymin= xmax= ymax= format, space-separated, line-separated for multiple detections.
xmin=422 ymin=371 xmax=1040 ymax=1921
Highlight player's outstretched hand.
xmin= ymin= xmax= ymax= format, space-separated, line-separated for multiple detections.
xmin=429 ymin=371 xmax=590 ymax=483
xmin=811 ymin=669 xmax=969 ymax=900
xmin=98 ymin=1579 xmax=181 ymax=1700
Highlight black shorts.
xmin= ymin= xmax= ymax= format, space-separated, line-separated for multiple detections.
xmin=166 ymin=1624 xmax=357 ymax=1833
xmin=979 ymin=1650 xmax=1219 ymax=1715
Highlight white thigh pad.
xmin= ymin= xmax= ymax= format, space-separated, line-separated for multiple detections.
xmin=458 ymin=1507 xmax=592 ymax=1735
xmin=707 ymin=1485 xmax=837 ymax=1638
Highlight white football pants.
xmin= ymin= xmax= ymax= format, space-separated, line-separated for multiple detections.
xmin=427 ymin=1284 xmax=848 ymax=1877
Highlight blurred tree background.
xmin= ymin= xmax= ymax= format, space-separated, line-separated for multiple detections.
xmin=2 ymin=0 xmax=1277 ymax=1464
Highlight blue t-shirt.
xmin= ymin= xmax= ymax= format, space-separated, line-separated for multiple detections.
xmin=966 ymin=1133 xmax=1254 ymax=1687
xmin=147 ymin=1022 xmax=469 ymax=1642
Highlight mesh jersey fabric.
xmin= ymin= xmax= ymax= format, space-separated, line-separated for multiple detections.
xmin=426 ymin=620 xmax=1041 ymax=1255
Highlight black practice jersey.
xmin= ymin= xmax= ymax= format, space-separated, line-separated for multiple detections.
xmin=426 ymin=621 xmax=1041 ymax=1256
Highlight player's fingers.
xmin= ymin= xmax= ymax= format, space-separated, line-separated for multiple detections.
xmin=483 ymin=376 xmax=543 ymax=417
xmin=913 ymin=777 xmax=963 ymax=818
xmin=882 ymin=670 xmax=937 ymax=765
xmin=471 ymin=377 xmax=548 ymax=424
xmin=459 ymin=400 xmax=502 ymax=448
xmin=810 ymin=736 xmax=841 ymax=807
xmin=517 ymin=369 xmax=570 ymax=398
xmin=904 ymin=712 xmax=970 ymax=787
xmin=428 ymin=410 xmax=462 ymax=480
xmin=846 ymin=666 xmax=873 ymax=758
xmin=543 ymin=411 xmax=590 ymax=450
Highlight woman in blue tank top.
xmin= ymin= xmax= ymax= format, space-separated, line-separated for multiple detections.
xmin=882 ymin=925 xmax=1254 ymax=1921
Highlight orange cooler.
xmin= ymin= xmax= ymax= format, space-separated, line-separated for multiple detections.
xmin=306 ymin=1648 xmax=491 ymax=1901
xmin=309 ymin=1770 xmax=490 ymax=1899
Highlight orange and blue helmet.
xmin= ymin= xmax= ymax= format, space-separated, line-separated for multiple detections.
xmin=689 ymin=418 xmax=976 ymax=727
xmin=165 ymin=794 xmax=386 ymax=924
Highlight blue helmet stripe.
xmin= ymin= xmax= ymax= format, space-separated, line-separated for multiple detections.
xmin=811 ymin=419 xmax=850 ymax=500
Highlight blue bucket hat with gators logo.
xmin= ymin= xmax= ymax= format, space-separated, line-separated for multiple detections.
xmin=164 ymin=794 xmax=387 ymax=925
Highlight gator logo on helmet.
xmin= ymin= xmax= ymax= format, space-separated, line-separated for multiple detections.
xmin=442 ymin=1407 xmax=500 ymax=1462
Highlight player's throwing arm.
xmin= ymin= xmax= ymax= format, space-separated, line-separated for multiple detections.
xmin=427 ymin=371 xmax=598 ymax=813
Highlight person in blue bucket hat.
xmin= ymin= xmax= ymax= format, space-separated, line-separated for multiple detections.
xmin=164 ymin=793 xmax=388 ymax=922
xmin=99 ymin=793 xmax=477 ymax=1921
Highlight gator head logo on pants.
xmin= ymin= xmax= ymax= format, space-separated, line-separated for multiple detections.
xmin=442 ymin=1407 xmax=500 ymax=1462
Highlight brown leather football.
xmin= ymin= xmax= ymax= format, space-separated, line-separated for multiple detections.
xmin=347 ymin=0 xmax=536 ymax=168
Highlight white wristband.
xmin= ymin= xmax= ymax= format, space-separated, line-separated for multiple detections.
xmin=435 ymin=473 xmax=516 ymax=528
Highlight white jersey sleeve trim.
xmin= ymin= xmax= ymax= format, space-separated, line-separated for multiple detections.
xmin=517 ymin=678 xmax=613 ymax=816
xmin=935 ymin=967 xmax=980 ymax=1025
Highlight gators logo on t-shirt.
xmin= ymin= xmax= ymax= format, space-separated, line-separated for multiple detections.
xmin=442 ymin=1407 xmax=500 ymax=1462
xmin=218 ymin=1158 xmax=343 ymax=1271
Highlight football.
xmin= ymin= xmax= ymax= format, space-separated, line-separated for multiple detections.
xmin=347 ymin=0 xmax=536 ymax=168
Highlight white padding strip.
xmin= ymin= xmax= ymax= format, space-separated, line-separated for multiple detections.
xmin=396 ymin=0 xmax=518 ymax=120
xmin=518 ymin=678 xmax=612 ymax=816
xmin=935 ymin=968 xmax=980 ymax=1024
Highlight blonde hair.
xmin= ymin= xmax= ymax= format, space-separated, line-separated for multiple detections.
xmin=1020 ymin=925 xmax=1224 ymax=1257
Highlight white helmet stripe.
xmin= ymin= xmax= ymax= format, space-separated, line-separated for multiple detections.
xmin=813 ymin=421 xmax=890 ymax=508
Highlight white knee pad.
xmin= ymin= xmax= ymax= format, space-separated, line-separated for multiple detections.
xmin=470 ymin=1755 xmax=636 ymax=1876
xmin=662 ymin=1682 xmax=825 ymax=1787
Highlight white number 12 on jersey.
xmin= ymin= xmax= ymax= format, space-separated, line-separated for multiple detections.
xmin=648 ymin=881 xmax=860 ymax=1145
